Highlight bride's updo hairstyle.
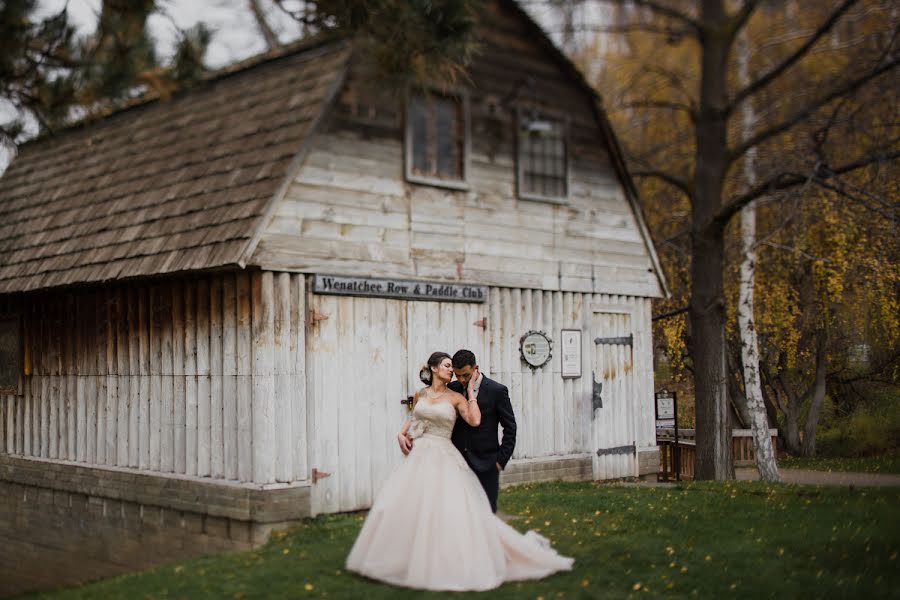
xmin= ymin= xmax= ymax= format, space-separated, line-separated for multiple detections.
xmin=419 ymin=351 xmax=451 ymax=386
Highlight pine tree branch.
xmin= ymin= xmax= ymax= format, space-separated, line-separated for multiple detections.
xmin=728 ymin=55 xmax=900 ymax=163
xmin=727 ymin=0 xmax=860 ymax=113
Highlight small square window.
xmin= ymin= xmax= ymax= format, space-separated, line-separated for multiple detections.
xmin=518 ymin=111 xmax=568 ymax=201
xmin=406 ymin=92 xmax=468 ymax=189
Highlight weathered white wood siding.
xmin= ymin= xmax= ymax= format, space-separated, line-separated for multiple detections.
xmin=253 ymin=131 xmax=660 ymax=298
xmin=249 ymin=4 xmax=662 ymax=299
xmin=487 ymin=290 xmax=655 ymax=463
xmin=0 ymin=272 xmax=308 ymax=485
xmin=302 ymin=284 xmax=654 ymax=513
xmin=306 ymin=293 xmax=489 ymax=514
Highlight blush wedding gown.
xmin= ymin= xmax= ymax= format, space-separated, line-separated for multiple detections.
xmin=345 ymin=399 xmax=574 ymax=591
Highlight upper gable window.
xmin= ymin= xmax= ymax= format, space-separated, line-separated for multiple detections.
xmin=517 ymin=111 xmax=568 ymax=202
xmin=405 ymin=91 xmax=469 ymax=189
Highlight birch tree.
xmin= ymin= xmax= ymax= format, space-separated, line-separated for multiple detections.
xmin=735 ymin=29 xmax=778 ymax=481
xmin=587 ymin=0 xmax=898 ymax=479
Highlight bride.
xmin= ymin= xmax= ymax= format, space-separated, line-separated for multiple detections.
xmin=345 ymin=352 xmax=574 ymax=591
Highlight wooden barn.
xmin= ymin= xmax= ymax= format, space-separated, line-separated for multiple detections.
xmin=0 ymin=1 xmax=666 ymax=592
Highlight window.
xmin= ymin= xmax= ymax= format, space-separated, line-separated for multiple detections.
xmin=0 ymin=315 xmax=20 ymax=394
xmin=406 ymin=91 xmax=468 ymax=188
xmin=517 ymin=111 xmax=568 ymax=201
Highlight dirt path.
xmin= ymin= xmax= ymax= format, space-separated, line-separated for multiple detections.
xmin=735 ymin=467 xmax=900 ymax=487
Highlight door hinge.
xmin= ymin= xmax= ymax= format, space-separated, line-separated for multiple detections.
xmin=596 ymin=444 xmax=635 ymax=457
xmin=473 ymin=317 xmax=487 ymax=329
xmin=594 ymin=334 xmax=633 ymax=346
xmin=312 ymin=468 xmax=332 ymax=484
xmin=309 ymin=308 xmax=329 ymax=324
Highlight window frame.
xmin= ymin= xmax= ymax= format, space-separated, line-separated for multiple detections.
xmin=515 ymin=106 xmax=571 ymax=204
xmin=404 ymin=88 xmax=471 ymax=191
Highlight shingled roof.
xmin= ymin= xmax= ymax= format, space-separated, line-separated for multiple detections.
xmin=0 ymin=39 xmax=352 ymax=294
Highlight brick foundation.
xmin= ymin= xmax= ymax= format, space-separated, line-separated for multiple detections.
xmin=0 ymin=455 xmax=311 ymax=597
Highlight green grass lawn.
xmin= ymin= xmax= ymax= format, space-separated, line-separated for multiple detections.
xmin=29 ymin=481 xmax=899 ymax=599
xmin=778 ymin=455 xmax=900 ymax=474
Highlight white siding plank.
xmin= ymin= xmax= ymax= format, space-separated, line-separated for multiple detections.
xmin=196 ymin=278 xmax=211 ymax=477
xmin=209 ymin=276 xmax=224 ymax=478
xmin=222 ymin=274 xmax=238 ymax=480
xmin=251 ymin=271 xmax=275 ymax=484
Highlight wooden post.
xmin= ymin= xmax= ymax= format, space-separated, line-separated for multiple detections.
xmin=172 ymin=281 xmax=186 ymax=474
xmin=223 ymin=274 xmax=238 ymax=480
xmin=196 ymin=278 xmax=211 ymax=477
xmin=236 ymin=273 xmax=252 ymax=482
xmin=274 ymin=272 xmax=292 ymax=482
xmin=184 ymin=282 xmax=198 ymax=476
xmin=252 ymin=271 xmax=276 ymax=484
xmin=210 ymin=276 xmax=224 ymax=478
xmin=116 ymin=287 xmax=129 ymax=466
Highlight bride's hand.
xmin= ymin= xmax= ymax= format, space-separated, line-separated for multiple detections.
xmin=397 ymin=432 xmax=412 ymax=455
xmin=467 ymin=367 xmax=480 ymax=398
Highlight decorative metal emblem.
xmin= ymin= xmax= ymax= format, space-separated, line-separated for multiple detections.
xmin=519 ymin=330 xmax=552 ymax=370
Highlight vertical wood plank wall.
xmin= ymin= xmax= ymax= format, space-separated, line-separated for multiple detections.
xmin=0 ymin=271 xmax=307 ymax=485
xmin=487 ymin=290 xmax=655 ymax=460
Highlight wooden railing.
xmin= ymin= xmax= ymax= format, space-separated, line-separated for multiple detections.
xmin=657 ymin=429 xmax=778 ymax=480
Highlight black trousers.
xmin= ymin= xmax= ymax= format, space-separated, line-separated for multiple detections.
xmin=475 ymin=466 xmax=500 ymax=513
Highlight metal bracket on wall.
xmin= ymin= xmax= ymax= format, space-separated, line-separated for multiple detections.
xmin=312 ymin=468 xmax=332 ymax=484
xmin=592 ymin=374 xmax=602 ymax=411
xmin=309 ymin=308 xmax=329 ymax=324
xmin=596 ymin=444 xmax=636 ymax=457
xmin=473 ymin=317 xmax=487 ymax=329
xmin=594 ymin=334 xmax=633 ymax=346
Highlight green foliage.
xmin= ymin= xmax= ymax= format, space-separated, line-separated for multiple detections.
xmin=32 ymin=481 xmax=900 ymax=599
xmin=779 ymin=455 xmax=900 ymax=474
xmin=0 ymin=0 xmax=212 ymax=146
xmin=277 ymin=0 xmax=481 ymax=88
xmin=815 ymin=387 xmax=900 ymax=458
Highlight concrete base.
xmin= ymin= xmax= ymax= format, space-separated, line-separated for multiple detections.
xmin=0 ymin=455 xmax=311 ymax=598
xmin=500 ymin=454 xmax=593 ymax=487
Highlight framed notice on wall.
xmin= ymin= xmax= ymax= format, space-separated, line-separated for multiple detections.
xmin=560 ymin=329 xmax=582 ymax=379
xmin=0 ymin=316 xmax=21 ymax=394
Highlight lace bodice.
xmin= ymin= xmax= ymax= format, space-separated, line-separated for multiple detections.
xmin=411 ymin=400 xmax=458 ymax=439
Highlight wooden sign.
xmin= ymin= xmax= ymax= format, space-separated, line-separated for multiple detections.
xmin=560 ymin=329 xmax=582 ymax=378
xmin=520 ymin=330 xmax=552 ymax=370
xmin=655 ymin=389 xmax=676 ymax=429
xmin=313 ymin=274 xmax=487 ymax=303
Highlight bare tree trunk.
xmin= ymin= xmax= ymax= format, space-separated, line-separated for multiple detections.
xmin=777 ymin=368 xmax=803 ymax=455
xmin=736 ymin=30 xmax=779 ymax=481
xmin=801 ymin=328 xmax=829 ymax=456
xmin=249 ymin=0 xmax=280 ymax=50
xmin=691 ymin=0 xmax=733 ymax=480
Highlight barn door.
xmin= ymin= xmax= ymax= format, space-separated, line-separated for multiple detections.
xmin=591 ymin=310 xmax=637 ymax=480
xmin=307 ymin=293 xmax=487 ymax=515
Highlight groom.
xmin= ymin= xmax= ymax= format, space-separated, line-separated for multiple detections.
xmin=448 ymin=349 xmax=516 ymax=513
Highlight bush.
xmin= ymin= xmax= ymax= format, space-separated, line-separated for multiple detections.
xmin=816 ymin=389 xmax=900 ymax=457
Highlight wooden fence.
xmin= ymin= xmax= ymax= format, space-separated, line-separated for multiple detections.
xmin=657 ymin=428 xmax=779 ymax=481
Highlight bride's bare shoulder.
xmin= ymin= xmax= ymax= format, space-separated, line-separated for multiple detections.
xmin=449 ymin=390 xmax=467 ymax=405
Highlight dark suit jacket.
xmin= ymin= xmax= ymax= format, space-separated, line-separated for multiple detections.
xmin=449 ymin=375 xmax=516 ymax=473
